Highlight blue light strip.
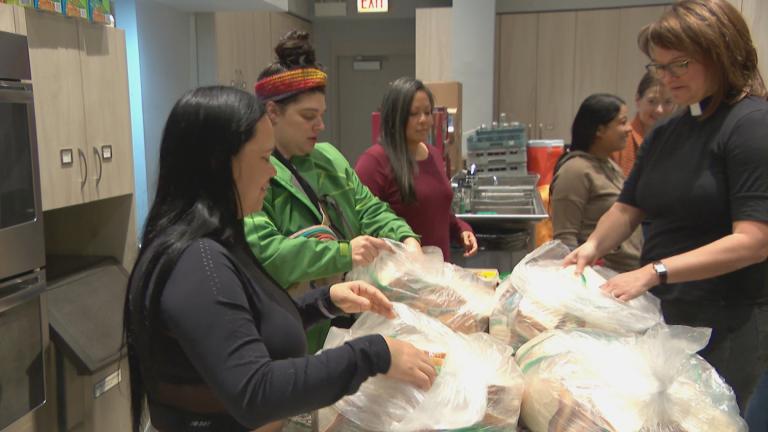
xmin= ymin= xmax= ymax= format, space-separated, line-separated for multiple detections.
xmin=115 ymin=0 xmax=149 ymax=239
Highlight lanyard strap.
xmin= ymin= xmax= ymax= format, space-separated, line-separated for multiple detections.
xmin=273 ymin=150 xmax=323 ymax=217
xmin=272 ymin=151 xmax=350 ymax=239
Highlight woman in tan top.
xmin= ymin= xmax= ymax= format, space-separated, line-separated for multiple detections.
xmin=612 ymin=72 xmax=676 ymax=177
xmin=550 ymin=93 xmax=642 ymax=272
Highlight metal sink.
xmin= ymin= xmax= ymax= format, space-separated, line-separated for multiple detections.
xmin=457 ymin=174 xmax=549 ymax=226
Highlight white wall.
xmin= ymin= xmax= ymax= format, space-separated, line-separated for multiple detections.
xmin=312 ymin=18 xmax=415 ymax=145
xmin=452 ymin=0 xmax=495 ymax=149
xmin=135 ymin=0 xmax=196 ymax=201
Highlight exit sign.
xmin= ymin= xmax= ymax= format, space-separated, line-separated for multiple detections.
xmin=358 ymin=0 xmax=388 ymax=13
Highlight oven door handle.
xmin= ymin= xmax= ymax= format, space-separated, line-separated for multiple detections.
xmin=0 ymin=271 xmax=46 ymax=314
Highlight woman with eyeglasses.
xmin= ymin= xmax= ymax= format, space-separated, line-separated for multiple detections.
xmin=243 ymin=31 xmax=421 ymax=353
xmin=354 ymin=77 xmax=478 ymax=262
xmin=565 ymin=0 xmax=768 ymax=411
xmin=125 ymin=86 xmax=435 ymax=432
xmin=611 ymin=71 xmax=676 ymax=177
xmin=549 ymin=93 xmax=642 ymax=273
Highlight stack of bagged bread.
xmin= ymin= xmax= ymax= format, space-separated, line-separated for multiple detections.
xmin=319 ymin=303 xmax=524 ymax=432
xmin=347 ymin=240 xmax=497 ymax=333
xmin=489 ymin=241 xmax=663 ymax=348
xmin=514 ymin=325 xmax=746 ymax=431
xmin=486 ymin=241 xmax=746 ymax=432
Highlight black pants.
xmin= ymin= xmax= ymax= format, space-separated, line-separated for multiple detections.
xmin=662 ymin=301 xmax=768 ymax=412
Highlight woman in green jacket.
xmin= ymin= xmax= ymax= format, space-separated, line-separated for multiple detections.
xmin=244 ymin=31 xmax=419 ymax=352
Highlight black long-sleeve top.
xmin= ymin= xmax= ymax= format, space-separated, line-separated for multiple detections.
xmin=144 ymin=238 xmax=391 ymax=431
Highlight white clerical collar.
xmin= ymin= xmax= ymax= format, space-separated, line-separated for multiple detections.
xmin=689 ymin=102 xmax=703 ymax=117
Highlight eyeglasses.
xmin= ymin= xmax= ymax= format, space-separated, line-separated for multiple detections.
xmin=645 ymin=59 xmax=690 ymax=78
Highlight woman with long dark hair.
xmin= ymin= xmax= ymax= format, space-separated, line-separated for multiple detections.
xmin=550 ymin=93 xmax=642 ymax=272
xmin=125 ymin=86 xmax=435 ymax=432
xmin=243 ymin=31 xmax=422 ymax=353
xmin=355 ymin=77 xmax=477 ymax=261
xmin=566 ymin=0 xmax=768 ymax=410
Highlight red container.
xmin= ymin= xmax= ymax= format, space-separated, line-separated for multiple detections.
xmin=527 ymin=139 xmax=565 ymax=186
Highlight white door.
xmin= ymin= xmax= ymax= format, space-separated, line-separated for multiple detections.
xmin=336 ymin=54 xmax=415 ymax=166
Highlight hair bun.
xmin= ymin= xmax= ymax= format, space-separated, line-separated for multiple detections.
xmin=275 ymin=30 xmax=316 ymax=68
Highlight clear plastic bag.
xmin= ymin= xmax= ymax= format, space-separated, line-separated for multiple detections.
xmin=321 ymin=303 xmax=524 ymax=431
xmin=489 ymin=241 xmax=663 ymax=348
xmin=515 ymin=325 xmax=747 ymax=432
xmin=346 ymin=240 xmax=497 ymax=333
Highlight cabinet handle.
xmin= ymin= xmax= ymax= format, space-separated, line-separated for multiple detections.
xmin=93 ymin=146 xmax=103 ymax=186
xmin=527 ymin=123 xmax=533 ymax=139
xmin=78 ymin=148 xmax=87 ymax=189
xmin=538 ymin=123 xmax=544 ymax=139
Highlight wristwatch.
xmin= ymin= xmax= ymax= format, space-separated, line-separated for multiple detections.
xmin=652 ymin=261 xmax=668 ymax=285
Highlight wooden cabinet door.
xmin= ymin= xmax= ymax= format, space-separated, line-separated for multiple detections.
xmin=496 ymin=13 xmax=538 ymax=134
xmin=214 ymin=12 xmax=252 ymax=90
xmin=0 ymin=3 xmax=15 ymax=33
xmin=536 ymin=11 xmax=576 ymax=140
xmin=248 ymin=12 xmax=272 ymax=88
xmin=742 ymin=0 xmax=768 ymax=80
xmin=12 ymin=4 xmax=26 ymax=35
xmin=26 ymin=9 xmax=89 ymax=210
xmin=78 ymin=22 xmax=134 ymax=202
xmin=573 ymin=9 xmax=621 ymax=115
xmin=616 ymin=6 xmax=666 ymax=118
xmin=415 ymin=7 xmax=453 ymax=83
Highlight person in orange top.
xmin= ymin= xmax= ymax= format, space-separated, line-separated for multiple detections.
xmin=612 ymin=71 xmax=676 ymax=177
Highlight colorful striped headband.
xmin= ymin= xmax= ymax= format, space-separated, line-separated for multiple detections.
xmin=255 ymin=68 xmax=327 ymax=101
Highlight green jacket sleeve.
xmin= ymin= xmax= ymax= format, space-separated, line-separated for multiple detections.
xmin=243 ymin=206 xmax=354 ymax=289
xmin=345 ymin=161 xmax=417 ymax=242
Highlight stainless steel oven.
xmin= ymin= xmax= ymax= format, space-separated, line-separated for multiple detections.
xmin=0 ymin=30 xmax=48 ymax=430
xmin=0 ymin=79 xmax=45 ymax=279
xmin=0 ymin=270 xmax=47 ymax=430
xmin=0 ymin=32 xmax=44 ymax=280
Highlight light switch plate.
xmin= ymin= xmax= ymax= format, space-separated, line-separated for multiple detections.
xmin=101 ymin=145 xmax=112 ymax=160
xmin=60 ymin=148 xmax=73 ymax=165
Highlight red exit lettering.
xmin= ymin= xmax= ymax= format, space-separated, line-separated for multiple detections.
xmin=358 ymin=0 xmax=388 ymax=13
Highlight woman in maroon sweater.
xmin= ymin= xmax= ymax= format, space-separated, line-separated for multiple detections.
xmin=355 ymin=77 xmax=477 ymax=261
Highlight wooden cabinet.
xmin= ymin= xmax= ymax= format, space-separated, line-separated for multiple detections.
xmin=497 ymin=5 xmax=665 ymax=141
xmin=415 ymin=7 xmax=453 ymax=82
xmin=0 ymin=3 xmax=27 ymax=35
xmin=497 ymin=11 xmax=576 ymax=141
xmin=25 ymin=9 xmax=133 ymax=211
xmin=214 ymin=11 xmax=312 ymax=90
xmin=26 ymin=10 xmax=89 ymax=210
xmin=0 ymin=3 xmax=15 ymax=33
xmin=536 ymin=11 xmax=576 ymax=140
xmin=496 ymin=13 xmax=538 ymax=131
xmin=214 ymin=12 xmax=270 ymax=90
xmin=78 ymin=22 xmax=134 ymax=201
xmin=573 ymin=9 xmax=620 ymax=113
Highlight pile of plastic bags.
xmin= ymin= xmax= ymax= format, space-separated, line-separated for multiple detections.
xmin=490 ymin=241 xmax=664 ymax=348
xmin=515 ymin=325 xmax=747 ymax=431
xmin=320 ymin=303 xmax=524 ymax=432
xmin=347 ymin=241 xmax=498 ymax=333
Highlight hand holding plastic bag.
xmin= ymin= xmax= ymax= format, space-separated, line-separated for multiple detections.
xmin=515 ymin=325 xmax=746 ymax=432
xmin=322 ymin=303 xmax=523 ymax=431
xmin=490 ymin=241 xmax=663 ymax=348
